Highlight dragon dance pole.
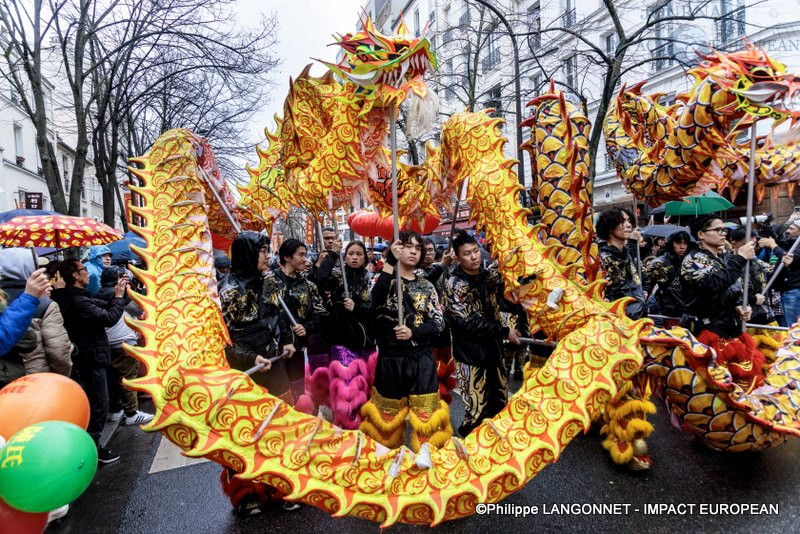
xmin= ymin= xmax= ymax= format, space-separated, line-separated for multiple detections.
xmin=742 ymin=123 xmax=758 ymax=333
xmin=329 ymin=206 xmax=349 ymax=298
xmin=763 ymin=233 xmax=800 ymax=293
xmin=390 ymin=106 xmax=403 ymax=325
xmin=631 ymin=198 xmax=643 ymax=286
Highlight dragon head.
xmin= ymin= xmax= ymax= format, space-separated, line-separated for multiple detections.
xmin=319 ymin=15 xmax=437 ymax=113
xmin=691 ymin=45 xmax=800 ymax=124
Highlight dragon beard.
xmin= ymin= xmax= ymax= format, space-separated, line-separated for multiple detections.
xmin=404 ymin=89 xmax=439 ymax=140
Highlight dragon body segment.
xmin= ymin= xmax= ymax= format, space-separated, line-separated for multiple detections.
xmin=521 ymin=87 xmax=599 ymax=281
xmin=126 ymin=113 xmax=663 ymax=526
xmin=604 ymin=47 xmax=800 ymax=206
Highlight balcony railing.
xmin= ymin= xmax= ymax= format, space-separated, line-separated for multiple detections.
xmin=482 ymin=49 xmax=501 ymax=73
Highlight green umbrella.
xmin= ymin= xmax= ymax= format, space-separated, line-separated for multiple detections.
xmin=664 ymin=191 xmax=734 ymax=217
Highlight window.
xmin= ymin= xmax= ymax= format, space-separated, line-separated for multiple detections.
xmin=563 ymin=0 xmax=576 ymax=26
xmin=9 ymin=83 xmax=20 ymax=105
xmin=530 ymin=72 xmax=544 ymax=95
xmin=414 ymin=8 xmax=420 ymax=37
xmin=482 ymin=31 xmax=501 ymax=73
xmin=486 ymin=85 xmax=502 ymax=117
xmin=459 ymin=4 xmax=470 ymax=27
xmin=13 ymin=123 xmax=24 ymax=165
xmin=429 ymin=10 xmax=435 ymax=24
xmin=651 ymin=3 xmax=675 ymax=71
xmin=605 ymin=32 xmax=618 ymax=57
xmin=445 ymin=58 xmax=455 ymax=100
xmin=605 ymin=152 xmax=614 ymax=171
xmin=658 ymin=93 xmax=676 ymax=108
xmin=528 ymin=5 xmax=541 ymax=50
xmin=562 ymin=55 xmax=577 ymax=88
xmin=718 ymin=0 xmax=746 ymax=46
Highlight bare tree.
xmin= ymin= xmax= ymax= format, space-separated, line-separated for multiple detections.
xmin=2 ymin=0 xmax=278 ymax=225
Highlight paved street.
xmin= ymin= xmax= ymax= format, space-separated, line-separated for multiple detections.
xmin=47 ymin=383 xmax=800 ymax=534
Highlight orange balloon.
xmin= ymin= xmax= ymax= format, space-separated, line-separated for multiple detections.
xmin=0 ymin=373 xmax=90 ymax=440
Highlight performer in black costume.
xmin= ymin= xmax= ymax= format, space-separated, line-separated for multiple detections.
xmin=359 ymin=231 xmax=453 ymax=452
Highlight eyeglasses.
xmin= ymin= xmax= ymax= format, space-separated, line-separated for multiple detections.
xmin=77 ymin=267 xmax=87 ymax=273
xmin=704 ymin=227 xmax=728 ymax=234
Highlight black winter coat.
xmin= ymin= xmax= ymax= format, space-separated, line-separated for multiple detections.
xmin=51 ymin=286 xmax=124 ymax=366
xmin=599 ymin=241 xmax=646 ymax=319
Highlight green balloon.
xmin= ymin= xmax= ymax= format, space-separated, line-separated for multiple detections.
xmin=0 ymin=421 xmax=97 ymax=513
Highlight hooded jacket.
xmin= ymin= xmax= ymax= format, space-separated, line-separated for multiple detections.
xmin=444 ymin=265 xmax=508 ymax=367
xmin=0 ymin=248 xmax=72 ymax=375
xmin=86 ymin=245 xmax=112 ymax=295
xmin=599 ymin=241 xmax=646 ymax=319
xmin=218 ymin=232 xmax=288 ymax=385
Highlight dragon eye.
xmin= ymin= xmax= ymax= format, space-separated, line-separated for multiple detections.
xmin=751 ymin=66 xmax=773 ymax=78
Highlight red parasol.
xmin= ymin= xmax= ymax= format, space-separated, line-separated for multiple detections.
xmin=0 ymin=215 xmax=122 ymax=249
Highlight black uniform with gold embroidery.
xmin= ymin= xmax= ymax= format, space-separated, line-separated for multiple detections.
xmin=681 ymin=247 xmax=747 ymax=337
xmin=444 ymin=264 xmax=509 ymax=437
xmin=262 ymin=268 xmax=327 ymax=401
xmin=358 ymin=269 xmax=452 ymax=451
xmin=599 ymin=241 xmax=646 ymax=319
xmin=370 ymin=271 xmax=443 ymax=398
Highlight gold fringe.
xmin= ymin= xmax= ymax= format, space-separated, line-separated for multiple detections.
xmin=607 ymin=398 xmax=656 ymax=421
xmin=409 ymin=401 xmax=453 ymax=453
xmin=361 ymin=419 xmax=406 ymax=449
xmin=602 ymin=437 xmax=634 ymax=465
xmin=359 ymin=401 xmax=409 ymax=449
xmin=609 ymin=418 xmax=654 ymax=443
xmin=409 ymin=400 xmax=451 ymax=435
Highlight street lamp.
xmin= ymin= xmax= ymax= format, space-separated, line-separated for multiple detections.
xmin=470 ymin=0 xmax=526 ymax=202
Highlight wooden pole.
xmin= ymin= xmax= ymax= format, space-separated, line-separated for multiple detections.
xmin=390 ymin=106 xmax=403 ymax=325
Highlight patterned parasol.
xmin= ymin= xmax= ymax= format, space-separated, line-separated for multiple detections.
xmin=0 ymin=215 xmax=122 ymax=249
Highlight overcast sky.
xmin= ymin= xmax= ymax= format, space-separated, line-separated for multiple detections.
xmin=235 ymin=0 xmax=364 ymax=164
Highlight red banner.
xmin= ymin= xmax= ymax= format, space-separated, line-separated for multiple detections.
xmin=305 ymin=216 xmax=314 ymax=245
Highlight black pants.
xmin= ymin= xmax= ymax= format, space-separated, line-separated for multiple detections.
xmin=75 ymin=361 xmax=109 ymax=444
xmin=373 ymin=347 xmax=438 ymax=399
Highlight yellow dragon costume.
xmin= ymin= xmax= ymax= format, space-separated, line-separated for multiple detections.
xmin=122 ymin=18 xmax=800 ymax=524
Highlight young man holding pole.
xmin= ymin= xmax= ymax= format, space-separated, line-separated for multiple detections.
xmin=359 ymin=231 xmax=452 ymax=453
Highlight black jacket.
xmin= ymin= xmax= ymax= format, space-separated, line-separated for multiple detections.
xmin=262 ymin=267 xmax=327 ymax=349
xmin=773 ymin=234 xmax=800 ymax=291
xmin=444 ymin=265 xmax=508 ymax=368
xmin=316 ymin=259 xmax=374 ymax=350
xmin=643 ymin=249 xmax=685 ymax=317
xmin=51 ymin=285 xmax=124 ymax=366
xmin=370 ymin=270 xmax=443 ymax=354
xmin=681 ymin=247 xmax=747 ymax=337
xmin=599 ymin=241 xmax=646 ymax=319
